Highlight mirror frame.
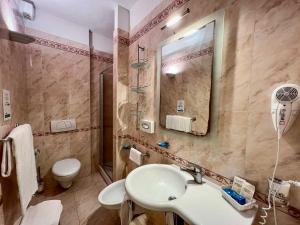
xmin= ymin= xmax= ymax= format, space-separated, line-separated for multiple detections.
xmin=156 ymin=9 xmax=225 ymax=136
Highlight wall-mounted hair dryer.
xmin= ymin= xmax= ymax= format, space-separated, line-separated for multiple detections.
xmin=271 ymin=84 xmax=300 ymax=137
xmin=260 ymin=83 xmax=300 ymax=225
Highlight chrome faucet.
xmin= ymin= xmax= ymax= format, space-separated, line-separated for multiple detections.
xmin=180 ymin=164 xmax=204 ymax=184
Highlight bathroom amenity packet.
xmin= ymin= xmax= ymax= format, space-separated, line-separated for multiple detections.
xmin=232 ymin=176 xmax=255 ymax=201
xmin=232 ymin=176 xmax=245 ymax=193
xmin=240 ymin=181 xmax=255 ymax=202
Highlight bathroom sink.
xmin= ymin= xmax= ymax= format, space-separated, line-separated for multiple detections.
xmin=125 ymin=164 xmax=257 ymax=225
xmin=125 ymin=164 xmax=188 ymax=211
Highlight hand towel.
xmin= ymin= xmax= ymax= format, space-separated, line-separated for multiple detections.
xmin=9 ymin=124 xmax=38 ymax=215
xmin=1 ymin=140 xmax=13 ymax=177
xmin=166 ymin=115 xmax=173 ymax=130
xmin=129 ymin=147 xmax=142 ymax=166
xmin=166 ymin=115 xmax=192 ymax=133
xmin=179 ymin=116 xmax=192 ymax=132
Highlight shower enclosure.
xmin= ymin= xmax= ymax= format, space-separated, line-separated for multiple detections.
xmin=99 ymin=67 xmax=114 ymax=181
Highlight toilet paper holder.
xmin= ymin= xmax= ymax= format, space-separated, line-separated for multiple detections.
xmin=122 ymin=144 xmax=150 ymax=158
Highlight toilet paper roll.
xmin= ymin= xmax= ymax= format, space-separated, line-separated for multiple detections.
xmin=129 ymin=148 xmax=142 ymax=166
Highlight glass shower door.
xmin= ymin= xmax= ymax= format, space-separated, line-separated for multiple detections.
xmin=99 ymin=67 xmax=113 ymax=180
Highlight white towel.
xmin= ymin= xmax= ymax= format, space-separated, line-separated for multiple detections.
xmin=166 ymin=115 xmax=192 ymax=133
xmin=8 ymin=124 xmax=38 ymax=215
xmin=129 ymin=147 xmax=143 ymax=166
xmin=1 ymin=140 xmax=13 ymax=177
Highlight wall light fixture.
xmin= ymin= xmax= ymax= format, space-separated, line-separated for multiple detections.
xmin=161 ymin=8 xmax=190 ymax=30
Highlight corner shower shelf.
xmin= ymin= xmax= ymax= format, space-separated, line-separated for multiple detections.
xmin=130 ymin=111 xmax=142 ymax=116
xmin=131 ymin=60 xmax=148 ymax=69
xmin=130 ymin=85 xmax=150 ymax=93
xmin=131 ymin=44 xmax=147 ymax=130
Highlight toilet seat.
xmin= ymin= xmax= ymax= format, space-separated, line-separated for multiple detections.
xmin=52 ymin=158 xmax=81 ymax=177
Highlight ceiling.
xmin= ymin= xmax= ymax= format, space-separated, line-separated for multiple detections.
xmin=33 ymin=0 xmax=138 ymax=38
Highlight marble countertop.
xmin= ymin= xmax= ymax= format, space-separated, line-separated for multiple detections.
xmin=169 ymin=165 xmax=257 ymax=225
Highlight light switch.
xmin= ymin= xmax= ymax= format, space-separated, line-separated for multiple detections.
xmin=177 ymin=100 xmax=184 ymax=112
xmin=2 ymin=90 xmax=12 ymax=121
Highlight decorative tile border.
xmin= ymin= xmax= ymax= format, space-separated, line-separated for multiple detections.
xmin=113 ymin=35 xmax=130 ymax=46
xmin=33 ymin=126 xmax=100 ymax=137
xmin=118 ymin=36 xmax=130 ymax=46
xmin=129 ymin=0 xmax=190 ymax=45
xmin=162 ymin=47 xmax=213 ymax=67
xmin=114 ymin=29 xmax=130 ymax=46
xmin=119 ymin=134 xmax=300 ymax=220
xmin=34 ymin=37 xmax=90 ymax=56
xmin=91 ymin=54 xmax=113 ymax=63
xmin=34 ymin=37 xmax=113 ymax=63
xmin=119 ymin=134 xmax=231 ymax=185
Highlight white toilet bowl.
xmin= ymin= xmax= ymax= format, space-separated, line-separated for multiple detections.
xmin=98 ymin=179 xmax=126 ymax=210
xmin=52 ymin=158 xmax=81 ymax=189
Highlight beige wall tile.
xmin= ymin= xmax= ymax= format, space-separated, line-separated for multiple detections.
xmin=114 ymin=0 xmax=300 ymax=224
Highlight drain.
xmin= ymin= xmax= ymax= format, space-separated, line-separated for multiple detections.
xmin=168 ymin=196 xmax=177 ymax=201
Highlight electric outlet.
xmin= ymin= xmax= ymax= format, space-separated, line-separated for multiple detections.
xmin=268 ymin=177 xmax=291 ymax=205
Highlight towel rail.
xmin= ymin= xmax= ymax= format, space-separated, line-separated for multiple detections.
xmin=0 ymin=138 xmax=11 ymax=142
xmin=0 ymin=123 xmax=20 ymax=142
xmin=122 ymin=144 xmax=150 ymax=158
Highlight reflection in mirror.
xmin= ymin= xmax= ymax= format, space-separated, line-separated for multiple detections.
xmin=159 ymin=21 xmax=215 ymax=136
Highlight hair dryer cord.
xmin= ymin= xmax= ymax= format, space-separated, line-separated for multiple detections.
xmin=259 ymin=130 xmax=280 ymax=225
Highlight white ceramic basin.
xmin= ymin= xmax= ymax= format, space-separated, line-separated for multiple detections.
xmin=98 ymin=179 xmax=126 ymax=210
xmin=125 ymin=164 xmax=188 ymax=211
xmin=125 ymin=164 xmax=257 ymax=225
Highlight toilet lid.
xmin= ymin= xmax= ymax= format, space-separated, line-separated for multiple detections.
xmin=52 ymin=158 xmax=81 ymax=177
xmin=21 ymin=200 xmax=63 ymax=225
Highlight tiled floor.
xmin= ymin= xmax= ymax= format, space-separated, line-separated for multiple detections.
xmin=31 ymin=173 xmax=120 ymax=225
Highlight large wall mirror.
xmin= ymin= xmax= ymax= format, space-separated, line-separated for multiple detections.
xmin=159 ymin=21 xmax=215 ymax=136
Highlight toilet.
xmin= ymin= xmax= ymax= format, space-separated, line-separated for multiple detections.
xmin=52 ymin=158 xmax=81 ymax=189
